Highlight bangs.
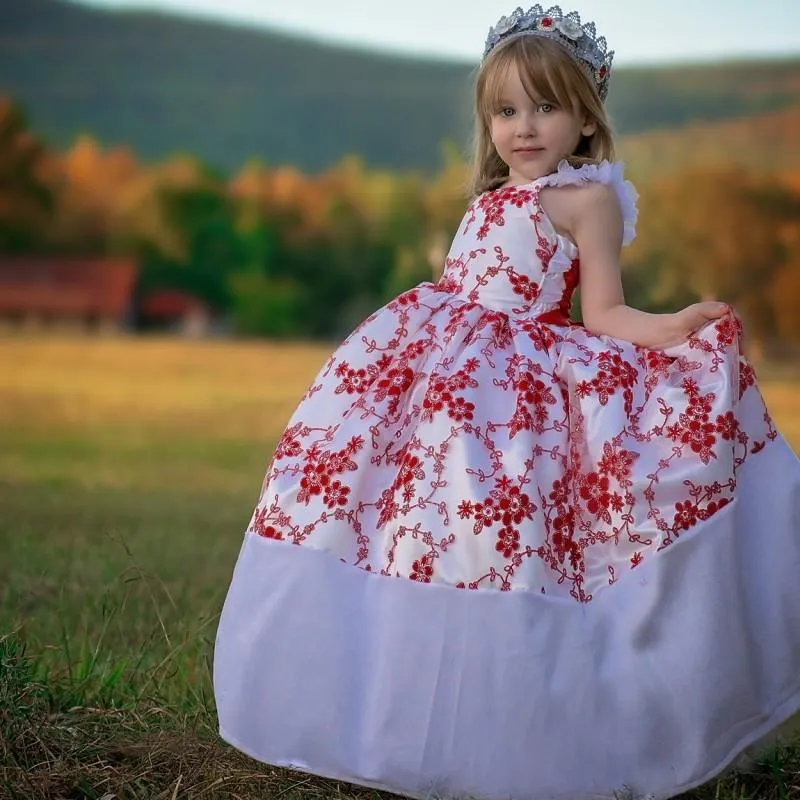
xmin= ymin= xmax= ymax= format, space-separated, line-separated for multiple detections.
xmin=469 ymin=34 xmax=615 ymax=197
xmin=479 ymin=36 xmax=585 ymax=117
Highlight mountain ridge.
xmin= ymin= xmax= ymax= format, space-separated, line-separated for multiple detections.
xmin=2 ymin=0 xmax=799 ymax=173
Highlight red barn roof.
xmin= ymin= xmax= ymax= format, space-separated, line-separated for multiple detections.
xmin=0 ymin=256 xmax=137 ymax=320
xmin=139 ymin=289 xmax=208 ymax=321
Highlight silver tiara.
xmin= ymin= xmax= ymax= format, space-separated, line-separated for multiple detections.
xmin=483 ymin=5 xmax=614 ymax=101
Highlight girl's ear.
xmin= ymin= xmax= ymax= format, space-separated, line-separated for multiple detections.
xmin=581 ymin=118 xmax=597 ymax=137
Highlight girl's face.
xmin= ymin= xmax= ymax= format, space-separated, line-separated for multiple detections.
xmin=489 ymin=60 xmax=596 ymax=185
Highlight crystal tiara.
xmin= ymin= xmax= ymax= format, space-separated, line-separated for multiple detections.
xmin=483 ymin=5 xmax=614 ymax=101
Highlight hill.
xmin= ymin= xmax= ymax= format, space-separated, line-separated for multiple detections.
xmin=619 ymin=106 xmax=800 ymax=179
xmin=1 ymin=0 xmax=799 ymax=172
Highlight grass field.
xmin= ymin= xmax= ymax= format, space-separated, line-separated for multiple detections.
xmin=2 ymin=336 xmax=799 ymax=799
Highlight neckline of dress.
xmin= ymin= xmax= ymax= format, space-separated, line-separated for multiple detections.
xmin=479 ymin=159 xmax=585 ymax=250
xmin=489 ymin=158 xmax=610 ymax=195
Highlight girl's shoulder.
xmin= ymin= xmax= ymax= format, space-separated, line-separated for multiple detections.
xmin=537 ymin=160 xmax=639 ymax=246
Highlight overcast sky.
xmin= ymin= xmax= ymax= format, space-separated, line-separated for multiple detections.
xmin=77 ymin=0 xmax=800 ymax=65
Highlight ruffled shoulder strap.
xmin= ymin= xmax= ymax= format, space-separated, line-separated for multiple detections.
xmin=536 ymin=160 xmax=639 ymax=246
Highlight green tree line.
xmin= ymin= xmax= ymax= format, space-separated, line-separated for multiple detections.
xmin=2 ymin=97 xmax=799 ymax=351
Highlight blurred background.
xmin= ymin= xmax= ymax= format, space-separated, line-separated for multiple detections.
xmin=1 ymin=0 xmax=800 ymax=344
xmin=2 ymin=3 xmax=800 ymax=797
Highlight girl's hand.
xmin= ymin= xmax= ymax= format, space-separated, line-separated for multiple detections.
xmin=676 ymin=301 xmax=729 ymax=335
xmin=659 ymin=301 xmax=729 ymax=348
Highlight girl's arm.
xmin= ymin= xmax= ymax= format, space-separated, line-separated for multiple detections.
xmin=569 ymin=183 xmax=726 ymax=349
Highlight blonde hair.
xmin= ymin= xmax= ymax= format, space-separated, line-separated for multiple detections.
xmin=468 ymin=36 xmax=615 ymax=197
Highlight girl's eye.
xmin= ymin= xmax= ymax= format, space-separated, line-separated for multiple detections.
xmin=539 ymin=103 xmax=554 ymax=113
xmin=500 ymin=107 xmax=515 ymax=117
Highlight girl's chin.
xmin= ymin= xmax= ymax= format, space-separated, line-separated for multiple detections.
xmin=507 ymin=157 xmax=561 ymax=182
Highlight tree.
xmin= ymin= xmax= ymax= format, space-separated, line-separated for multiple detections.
xmin=626 ymin=166 xmax=786 ymax=349
xmin=138 ymin=162 xmax=248 ymax=313
xmin=0 ymin=97 xmax=54 ymax=250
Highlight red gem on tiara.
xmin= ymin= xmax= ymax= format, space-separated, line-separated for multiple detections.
xmin=598 ymin=65 xmax=608 ymax=78
xmin=541 ymin=17 xmax=554 ymax=28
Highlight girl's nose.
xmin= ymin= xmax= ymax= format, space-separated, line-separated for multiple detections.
xmin=515 ymin=113 xmax=537 ymax=137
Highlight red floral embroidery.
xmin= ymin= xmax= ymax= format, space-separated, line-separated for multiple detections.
xmin=335 ymin=363 xmax=371 ymax=395
xmin=246 ymin=169 xmax=775 ymax=604
xmin=476 ymin=186 xmax=535 ymax=240
xmin=295 ymin=436 xmax=363 ymax=506
xmin=715 ymin=311 xmax=740 ymax=347
xmin=410 ymin=554 xmax=435 ymax=582
xmin=509 ymin=271 xmax=540 ymax=303
xmin=715 ymin=411 xmax=739 ymax=440
xmin=273 ymin=422 xmax=305 ymax=460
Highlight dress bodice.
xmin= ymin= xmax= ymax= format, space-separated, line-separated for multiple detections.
xmin=438 ymin=160 xmax=638 ymax=320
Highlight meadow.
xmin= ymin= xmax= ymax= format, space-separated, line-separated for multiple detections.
xmin=1 ymin=336 xmax=799 ymax=799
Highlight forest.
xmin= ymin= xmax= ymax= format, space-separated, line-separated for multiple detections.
xmin=3 ymin=96 xmax=800 ymax=352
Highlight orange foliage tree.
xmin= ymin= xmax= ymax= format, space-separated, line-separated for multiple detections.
xmin=2 ymin=95 xmax=799 ymax=346
xmin=0 ymin=98 xmax=55 ymax=251
xmin=626 ymin=166 xmax=799 ymax=352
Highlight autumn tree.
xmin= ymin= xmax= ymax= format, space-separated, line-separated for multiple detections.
xmin=0 ymin=97 xmax=54 ymax=251
xmin=139 ymin=159 xmax=249 ymax=314
xmin=626 ymin=166 xmax=787 ymax=350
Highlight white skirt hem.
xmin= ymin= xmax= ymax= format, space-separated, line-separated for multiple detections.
xmin=214 ymin=437 xmax=800 ymax=800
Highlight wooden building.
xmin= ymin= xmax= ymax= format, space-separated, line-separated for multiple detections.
xmin=0 ymin=256 xmax=137 ymax=330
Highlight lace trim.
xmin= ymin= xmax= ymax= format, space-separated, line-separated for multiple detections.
xmin=537 ymin=160 xmax=639 ymax=246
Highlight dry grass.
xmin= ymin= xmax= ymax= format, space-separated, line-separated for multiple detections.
xmin=1 ymin=335 xmax=798 ymax=799
xmin=1 ymin=636 xmax=401 ymax=800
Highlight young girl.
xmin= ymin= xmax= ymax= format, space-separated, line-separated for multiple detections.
xmin=214 ymin=6 xmax=800 ymax=799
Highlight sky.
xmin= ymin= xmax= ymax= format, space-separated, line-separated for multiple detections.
xmin=77 ymin=0 xmax=800 ymax=65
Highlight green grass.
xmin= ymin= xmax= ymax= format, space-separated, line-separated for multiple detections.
xmin=1 ymin=336 xmax=799 ymax=799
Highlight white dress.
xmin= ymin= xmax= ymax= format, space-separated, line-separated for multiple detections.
xmin=214 ymin=160 xmax=800 ymax=800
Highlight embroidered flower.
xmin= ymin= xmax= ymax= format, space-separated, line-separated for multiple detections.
xmin=409 ymin=555 xmax=434 ymax=582
xmin=248 ymin=165 xmax=773 ymax=604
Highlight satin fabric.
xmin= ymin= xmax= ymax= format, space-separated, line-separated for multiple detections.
xmin=215 ymin=160 xmax=800 ymax=799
